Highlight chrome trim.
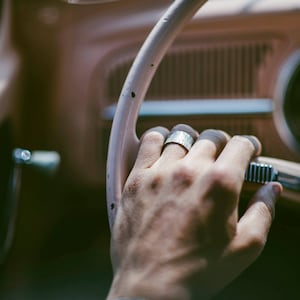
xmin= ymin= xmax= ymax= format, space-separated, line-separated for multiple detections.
xmin=277 ymin=172 xmax=300 ymax=191
xmin=61 ymin=0 xmax=119 ymax=4
xmin=103 ymin=99 xmax=273 ymax=120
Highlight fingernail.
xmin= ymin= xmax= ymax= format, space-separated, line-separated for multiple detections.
xmin=258 ymin=183 xmax=281 ymax=220
xmin=271 ymin=183 xmax=283 ymax=197
xmin=241 ymin=135 xmax=261 ymax=154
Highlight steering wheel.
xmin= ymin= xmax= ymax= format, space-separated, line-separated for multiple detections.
xmin=106 ymin=0 xmax=300 ymax=230
xmin=106 ymin=0 xmax=208 ymax=230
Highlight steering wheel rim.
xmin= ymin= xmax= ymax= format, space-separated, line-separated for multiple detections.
xmin=106 ymin=0 xmax=208 ymax=230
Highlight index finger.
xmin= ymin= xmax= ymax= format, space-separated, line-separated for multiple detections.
xmin=133 ymin=127 xmax=169 ymax=170
xmin=214 ymin=135 xmax=262 ymax=190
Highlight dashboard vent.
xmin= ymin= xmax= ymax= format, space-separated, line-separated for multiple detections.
xmin=107 ymin=39 xmax=277 ymax=102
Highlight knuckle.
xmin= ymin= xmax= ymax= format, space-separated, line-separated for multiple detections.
xmin=253 ymin=201 xmax=273 ymax=220
xmin=232 ymin=230 xmax=267 ymax=264
xmin=209 ymin=166 xmax=228 ymax=185
xmin=175 ymin=162 xmax=196 ymax=177
xmin=205 ymin=167 xmax=239 ymax=211
xmin=123 ymin=173 xmax=142 ymax=198
xmin=169 ymin=163 xmax=196 ymax=195
xmin=172 ymin=164 xmax=195 ymax=185
xmin=246 ymin=229 xmax=267 ymax=255
xmin=208 ymin=166 xmax=237 ymax=193
xmin=148 ymin=174 xmax=163 ymax=194
xmin=143 ymin=130 xmax=165 ymax=144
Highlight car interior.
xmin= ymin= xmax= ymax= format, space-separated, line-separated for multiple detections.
xmin=0 ymin=0 xmax=300 ymax=299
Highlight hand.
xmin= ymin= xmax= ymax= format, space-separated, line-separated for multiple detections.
xmin=107 ymin=125 xmax=282 ymax=300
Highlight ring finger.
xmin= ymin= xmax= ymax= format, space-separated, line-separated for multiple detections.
xmin=158 ymin=124 xmax=198 ymax=164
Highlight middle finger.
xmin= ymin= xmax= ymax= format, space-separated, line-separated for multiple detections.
xmin=185 ymin=129 xmax=230 ymax=166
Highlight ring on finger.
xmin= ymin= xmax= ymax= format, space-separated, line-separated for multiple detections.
xmin=163 ymin=130 xmax=195 ymax=152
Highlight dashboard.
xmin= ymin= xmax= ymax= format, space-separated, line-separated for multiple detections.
xmin=9 ymin=0 xmax=300 ymax=187
xmin=0 ymin=0 xmax=300 ymax=299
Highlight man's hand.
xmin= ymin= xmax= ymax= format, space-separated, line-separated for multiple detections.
xmin=107 ymin=125 xmax=282 ymax=300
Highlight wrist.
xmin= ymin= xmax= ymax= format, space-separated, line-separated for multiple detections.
xmin=107 ymin=268 xmax=190 ymax=300
xmin=108 ymin=298 xmax=146 ymax=300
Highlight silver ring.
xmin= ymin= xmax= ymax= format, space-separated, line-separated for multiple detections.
xmin=163 ymin=130 xmax=194 ymax=152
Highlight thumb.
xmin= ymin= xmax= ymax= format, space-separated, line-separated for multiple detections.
xmin=231 ymin=182 xmax=282 ymax=264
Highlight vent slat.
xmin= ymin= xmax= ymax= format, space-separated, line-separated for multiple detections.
xmin=107 ymin=39 xmax=277 ymax=103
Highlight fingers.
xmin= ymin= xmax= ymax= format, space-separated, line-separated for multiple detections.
xmin=134 ymin=125 xmax=262 ymax=196
xmin=188 ymin=134 xmax=264 ymax=235
xmin=212 ymin=135 xmax=262 ymax=194
xmin=203 ymin=182 xmax=281 ymax=295
xmin=133 ymin=127 xmax=169 ymax=169
xmin=230 ymin=182 xmax=282 ymax=262
xmin=134 ymin=125 xmax=226 ymax=170
xmin=239 ymin=182 xmax=282 ymax=231
xmin=186 ymin=129 xmax=230 ymax=165
xmin=217 ymin=135 xmax=261 ymax=167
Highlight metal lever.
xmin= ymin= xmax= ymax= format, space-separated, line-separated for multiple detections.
xmin=0 ymin=148 xmax=60 ymax=263
xmin=13 ymin=148 xmax=60 ymax=175
xmin=245 ymin=160 xmax=300 ymax=192
xmin=276 ymin=172 xmax=300 ymax=191
xmin=245 ymin=162 xmax=278 ymax=184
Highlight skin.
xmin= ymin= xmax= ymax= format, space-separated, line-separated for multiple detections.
xmin=107 ymin=125 xmax=282 ymax=300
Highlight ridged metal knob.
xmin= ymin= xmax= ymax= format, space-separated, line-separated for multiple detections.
xmin=245 ymin=162 xmax=278 ymax=184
